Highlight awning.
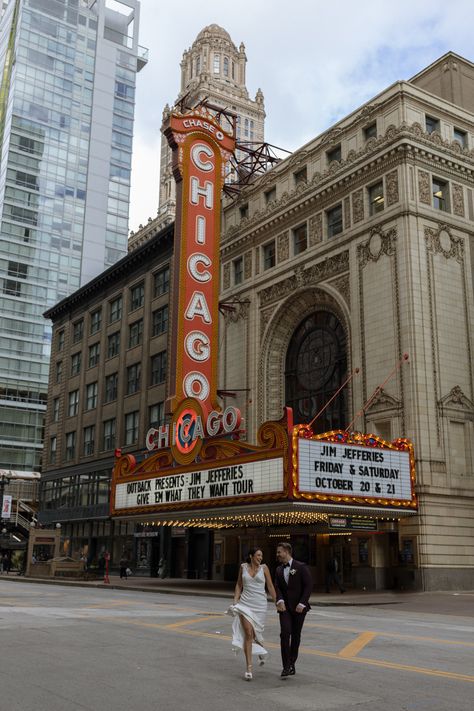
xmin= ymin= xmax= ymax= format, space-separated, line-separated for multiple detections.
xmin=115 ymin=500 xmax=417 ymax=528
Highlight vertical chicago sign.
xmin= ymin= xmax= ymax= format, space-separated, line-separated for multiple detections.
xmin=163 ymin=111 xmax=235 ymax=422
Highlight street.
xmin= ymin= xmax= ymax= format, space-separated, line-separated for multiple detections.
xmin=1 ymin=580 xmax=473 ymax=711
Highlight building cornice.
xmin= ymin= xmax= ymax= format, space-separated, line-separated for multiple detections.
xmin=222 ymin=121 xmax=474 ymax=251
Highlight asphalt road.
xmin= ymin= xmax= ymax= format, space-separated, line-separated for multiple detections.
xmin=1 ymin=580 xmax=473 ymax=711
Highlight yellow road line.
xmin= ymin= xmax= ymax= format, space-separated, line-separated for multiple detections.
xmin=164 ymin=615 xmax=221 ymax=629
xmin=338 ymin=631 xmax=377 ymax=658
xmin=95 ymin=615 xmax=474 ymax=685
xmin=305 ymin=621 xmax=474 ymax=648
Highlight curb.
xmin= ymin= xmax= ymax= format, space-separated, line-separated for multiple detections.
xmin=0 ymin=575 xmax=404 ymax=606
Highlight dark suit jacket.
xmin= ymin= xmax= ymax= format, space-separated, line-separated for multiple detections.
xmin=274 ymin=559 xmax=313 ymax=612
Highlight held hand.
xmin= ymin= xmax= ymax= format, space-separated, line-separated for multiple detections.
xmin=276 ymin=601 xmax=286 ymax=612
xmin=295 ymin=603 xmax=305 ymax=613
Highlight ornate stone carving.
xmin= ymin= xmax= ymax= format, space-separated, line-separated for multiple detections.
xmin=259 ymin=251 xmax=349 ymax=307
xmin=344 ymin=197 xmax=351 ymax=230
xmin=277 ymin=231 xmax=289 ymax=262
xmin=287 ymin=151 xmax=309 ymax=168
xmin=260 ymin=304 xmax=278 ymax=341
xmin=308 ymin=213 xmax=322 ymax=247
xmin=223 ymin=262 xmax=231 ymax=290
xmin=365 ymin=388 xmax=401 ymax=414
xmin=222 ymin=118 xmax=474 ymax=250
xmin=438 ymin=386 xmax=474 ymax=420
xmin=329 ymin=274 xmax=350 ymax=308
xmin=358 ymin=227 xmax=397 ymax=269
xmin=452 ymin=183 xmax=465 ymax=217
xmin=418 ymin=170 xmax=431 ymax=204
xmin=424 ymin=224 xmax=464 ymax=262
xmin=352 ymin=189 xmax=364 ymax=223
xmin=244 ymin=250 xmax=252 ymax=279
xmin=320 ymin=127 xmax=344 ymax=147
xmin=222 ymin=298 xmax=250 ymax=324
xmin=386 ymin=170 xmax=399 ymax=206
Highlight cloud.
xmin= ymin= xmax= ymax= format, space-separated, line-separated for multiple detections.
xmin=129 ymin=0 xmax=474 ymax=231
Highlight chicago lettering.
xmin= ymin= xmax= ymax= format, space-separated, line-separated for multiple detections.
xmin=146 ymin=405 xmax=241 ymax=452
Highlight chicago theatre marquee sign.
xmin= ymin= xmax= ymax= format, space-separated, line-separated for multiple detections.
xmin=110 ymin=109 xmax=417 ymax=524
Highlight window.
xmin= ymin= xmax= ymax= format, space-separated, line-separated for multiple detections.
xmin=149 ymin=402 xmax=164 ymax=428
xmin=8 ymin=261 xmax=28 ymax=279
xmin=150 ymin=351 xmax=167 ymax=385
xmin=293 ymin=224 xmax=308 ymax=255
xmin=70 ymin=352 xmax=81 ymax=376
xmin=88 ymin=343 xmax=100 ymax=368
xmin=55 ymin=361 xmax=62 ymax=383
xmin=263 ymin=241 xmax=276 ymax=270
xmin=83 ymin=426 xmax=95 ymax=456
xmin=130 ymin=282 xmax=144 ymax=310
xmin=68 ymin=390 xmax=79 ymax=417
xmin=49 ymin=436 xmax=57 ymax=464
xmin=154 ymin=266 xmax=170 ymax=297
xmin=454 ymin=128 xmax=467 ymax=148
xmin=129 ymin=319 xmax=143 ymax=347
xmin=223 ymin=56 xmax=229 ymax=77
xmin=264 ymin=187 xmax=276 ymax=205
xmin=327 ymin=204 xmax=343 ymax=238
xmin=73 ymin=320 xmax=83 ymax=343
xmin=65 ymin=431 xmax=76 ymax=461
xmin=104 ymin=372 xmax=118 ymax=403
xmin=152 ymin=306 xmax=168 ymax=336
xmin=85 ymin=382 xmax=98 ymax=410
xmin=293 ymin=167 xmax=307 ymax=186
xmin=368 ymin=182 xmax=384 ymax=215
xmin=107 ymin=331 xmax=120 ymax=358
xmin=90 ymin=308 xmax=102 ymax=334
xmin=3 ymin=280 xmax=21 ymax=297
xmin=233 ymin=257 xmax=243 ymax=285
xmin=103 ymin=418 xmax=116 ymax=450
xmin=327 ymin=145 xmax=341 ymax=163
xmin=109 ymin=295 xmax=122 ymax=323
xmin=432 ymin=178 xmax=449 ymax=211
xmin=57 ymin=330 xmax=64 ymax=352
xmin=126 ymin=363 xmax=141 ymax=394
xmin=364 ymin=123 xmax=377 ymax=141
xmin=125 ymin=411 xmax=139 ymax=445
xmin=239 ymin=203 xmax=249 ymax=219
xmin=213 ymin=53 xmax=220 ymax=73
xmin=285 ymin=311 xmax=347 ymax=432
xmin=52 ymin=398 xmax=60 ymax=423
xmin=426 ymin=115 xmax=440 ymax=134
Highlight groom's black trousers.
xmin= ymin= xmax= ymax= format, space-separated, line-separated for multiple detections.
xmin=278 ymin=609 xmax=307 ymax=669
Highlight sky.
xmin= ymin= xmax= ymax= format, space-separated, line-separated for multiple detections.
xmin=128 ymin=0 xmax=474 ymax=232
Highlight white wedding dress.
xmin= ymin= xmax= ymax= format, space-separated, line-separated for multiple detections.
xmin=228 ymin=563 xmax=269 ymax=658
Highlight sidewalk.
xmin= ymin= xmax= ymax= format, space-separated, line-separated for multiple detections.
xmin=2 ymin=573 xmax=473 ymax=614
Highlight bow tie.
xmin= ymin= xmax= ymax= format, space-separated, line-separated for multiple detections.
xmin=283 ymin=563 xmax=291 ymax=568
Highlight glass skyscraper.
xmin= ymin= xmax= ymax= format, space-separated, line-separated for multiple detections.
xmin=0 ymin=0 xmax=146 ymax=474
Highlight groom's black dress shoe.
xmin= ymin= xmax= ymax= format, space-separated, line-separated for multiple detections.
xmin=289 ymin=664 xmax=295 ymax=675
xmin=280 ymin=668 xmax=291 ymax=678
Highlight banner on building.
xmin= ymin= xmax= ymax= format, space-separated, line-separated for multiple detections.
xmin=1 ymin=495 xmax=12 ymax=519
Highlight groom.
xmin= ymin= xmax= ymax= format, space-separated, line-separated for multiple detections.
xmin=274 ymin=542 xmax=313 ymax=678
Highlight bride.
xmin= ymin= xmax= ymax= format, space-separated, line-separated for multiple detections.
xmin=228 ymin=548 xmax=277 ymax=680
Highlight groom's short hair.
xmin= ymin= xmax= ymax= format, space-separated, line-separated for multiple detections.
xmin=277 ymin=542 xmax=292 ymax=554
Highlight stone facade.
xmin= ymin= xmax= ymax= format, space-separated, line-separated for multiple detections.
xmin=157 ymin=24 xmax=266 ymax=225
xmin=219 ymin=52 xmax=474 ymax=591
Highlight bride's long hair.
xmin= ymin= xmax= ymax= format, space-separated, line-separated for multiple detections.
xmin=246 ymin=547 xmax=262 ymax=565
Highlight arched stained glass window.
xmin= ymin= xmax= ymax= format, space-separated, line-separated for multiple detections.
xmin=285 ymin=311 xmax=347 ymax=433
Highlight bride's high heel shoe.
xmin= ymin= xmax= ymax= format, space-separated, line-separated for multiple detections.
xmin=258 ymin=655 xmax=265 ymax=666
xmin=244 ymin=665 xmax=253 ymax=681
